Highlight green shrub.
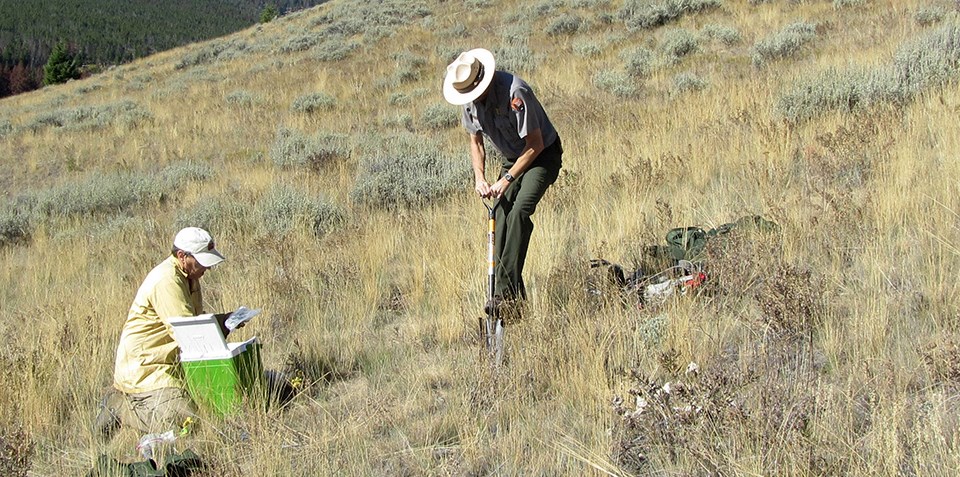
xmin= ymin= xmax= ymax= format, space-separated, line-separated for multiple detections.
xmin=702 ymin=24 xmax=741 ymax=45
xmin=0 ymin=118 xmax=12 ymax=138
xmin=832 ymin=0 xmax=866 ymax=8
xmin=225 ymin=90 xmax=257 ymax=106
xmin=291 ymin=92 xmax=337 ymax=113
xmin=175 ymin=195 xmax=251 ymax=233
xmin=672 ymin=72 xmax=708 ymax=94
xmin=258 ymin=184 xmax=345 ymax=237
xmin=545 ymin=14 xmax=585 ymax=36
xmin=350 ymin=133 xmax=469 ymax=209
xmin=594 ymin=69 xmax=639 ymax=97
xmin=915 ymin=6 xmax=945 ymax=27
xmin=33 ymin=162 xmax=211 ymax=218
xmin=619 ymin=0 xmax=722 ymax=31
xmin=280 ymin=34 xmax=320 ymax=53
xmin=892 ymin=22 xmax=960 ymax=96
xmin=622 ymin=47 xmax=656 ymax=78
xmin=421 ymin=103 xmax=460 ymax=129
xmin=752 ymin=21 xmax=818 ymax=67
xmin=572 ymin=39 xmax=603 ymax=57
xmin=27 ymin=100 xmax=152 ymax=132
xmin=269 ymin=127 xmax=349 ymax=170
xmin=0 ymin=208 xmax=32 ymax=247
xmin=312 ymin=39 xmax=360 ymax=62
xmin=661 ymin=28 xmax=700 ymax=60
xmin=776 ymin=66 xmax=899 ymax=123
xmin=176 ymin=39 xmax=249 ymax=69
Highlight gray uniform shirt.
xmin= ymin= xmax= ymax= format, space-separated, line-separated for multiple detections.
xmin=461 ymin=71 xmax=558 ymax=161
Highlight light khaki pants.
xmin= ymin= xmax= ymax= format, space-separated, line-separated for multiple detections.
xmin=99 ymin=386 xmax=197 ymax=436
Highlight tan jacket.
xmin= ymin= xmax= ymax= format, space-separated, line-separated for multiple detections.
xmin=113 ymin=256 xmax=203 ymax=394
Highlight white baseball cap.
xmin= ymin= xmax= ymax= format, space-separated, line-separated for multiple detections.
xmin=173 ymin=227 xmax=225 ymax=268
xmin=443 ymin=48 xmax=496 ymax=105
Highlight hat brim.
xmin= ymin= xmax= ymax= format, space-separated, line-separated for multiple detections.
xmin=193 ymin=250 xmax=225 ymax=268
xmin=443 ymin=48 xmax=496 ymax=105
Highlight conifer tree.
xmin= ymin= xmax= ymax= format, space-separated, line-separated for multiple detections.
xmin=43 ymin=40 xmax=81 ymax=86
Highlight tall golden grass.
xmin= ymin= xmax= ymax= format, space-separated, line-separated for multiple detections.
xmin=2 ymin=0 xmax=960 ymax=474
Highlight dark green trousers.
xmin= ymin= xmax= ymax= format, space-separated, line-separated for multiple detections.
xmin=495 ymin=138 xmax=562 ymax=300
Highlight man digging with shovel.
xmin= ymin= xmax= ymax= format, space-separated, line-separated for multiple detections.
xmin=443 ymin=48 xmax=563 ymax=320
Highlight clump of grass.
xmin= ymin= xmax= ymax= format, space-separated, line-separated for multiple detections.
xmin=421 ymin=103 xmax=460 ymax=129
xmin=752 ymin=21 xmax=818 ymax=67
xmin=672 ymin=72 xmax=708 ymax=94
xmin=594 ymin=69 xmax=640 ymax=97
xmin=175 ymin=196 xmax=250 ymax=234
xmin=618 ymin=0 xmax=722 ymax=31
xmin=350 ymin=133 xmax=468 ymax=209
xmin=702 ymin=23 xmax=741 ymax=45
xmin=269 ymin=127 xmax=350 ymax=171
xmin=258 ymin=184 xmax=345 ymax=237
xmin=914 ymin=6 xmax=946 ymax=27
xmin=312 ymin=38 xmax=360 ymax=62
xmin=27 ymin=100 xmax=153 ymax=132
xmin=291 ymin=92 xmax=337 ymax=113
xmin=545 ymin=13 xmax=584 ymax=36
xmin=660 ymin=28 xmax=700 ymax=60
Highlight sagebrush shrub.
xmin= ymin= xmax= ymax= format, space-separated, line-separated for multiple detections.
xmin=0 ymin=209 xmax=31 ymax=248
xmin=752 ymin=21 xmax=818 ymax=67
xmin=312 ymin=39 xmax=360 ymax=62
xmin=672 ymin=72 xmax=708 ymax=94
xmin=545 ymin=14 xmax=584 ymax=36
xmin=258 ymin=184 xmax=345 ymax=237
xmin=702 ymin=23 xmax=741 ymax=45
xmin=572 ymin=39 xmax=603 ymax=57
xmin=421 ymin=103 xmax=459 ymax=129
xmin=34 ymin=163 xmax=210 ymax=218
xmin=175 ymin=196 xmax=250 ymax=233
xmin=660 ymin=28 xmax=700 ymax=60
xmin=291 ymin=92 xmax=337 ymax=113
xmin=619 ymin=0 xmax=722 ymax=31
xmin=914 ymin=6 xmax=945 ymax=27
xmin=594 ymin=69 xmax=639 ymax=97
xmin=225 ymin=90 xmax=257 ymax=106
xmin=0 ymin=118 xmax=12 ymax=137
xmin=270 ymin=127 xmax=349 ymax=170
xmin=776 ymin=66 xmax=899 ymax=123
xmin=893 ymin=21 xmax=960 ymax=95
xmin=350 ymin=133 xmax=468 ymax=209
xmin=622 ymin=47 xmax=656 ymax=78
xmin=28 ymin=100 xmax=153 ymax=132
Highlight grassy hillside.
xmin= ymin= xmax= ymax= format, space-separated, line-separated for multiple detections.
xmin=2 ymin=0 xmax=960 ymax=474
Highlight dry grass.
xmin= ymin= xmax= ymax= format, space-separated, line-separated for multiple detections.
xmin=2 ymin=0 xmax=960 ymax=474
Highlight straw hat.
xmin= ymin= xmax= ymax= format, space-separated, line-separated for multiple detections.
xmin=443 ymin=48 xmax=496 ymax=105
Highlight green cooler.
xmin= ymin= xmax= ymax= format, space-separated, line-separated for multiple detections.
xmin=169 ymin=315 xmax=264 ymax=416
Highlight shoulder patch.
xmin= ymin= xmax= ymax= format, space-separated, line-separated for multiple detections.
xmin=510 ymin=97 xmax=525 ymax=112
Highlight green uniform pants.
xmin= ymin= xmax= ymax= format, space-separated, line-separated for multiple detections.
xmin=495 ymin=137 xmax=562 ymax=300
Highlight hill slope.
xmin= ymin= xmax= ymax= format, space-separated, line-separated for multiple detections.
xmin=2 ymin=0 xmax=960 ymax=475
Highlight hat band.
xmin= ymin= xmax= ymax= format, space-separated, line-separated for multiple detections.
xmin=455 ymin=63 xmax=485 ymax=93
